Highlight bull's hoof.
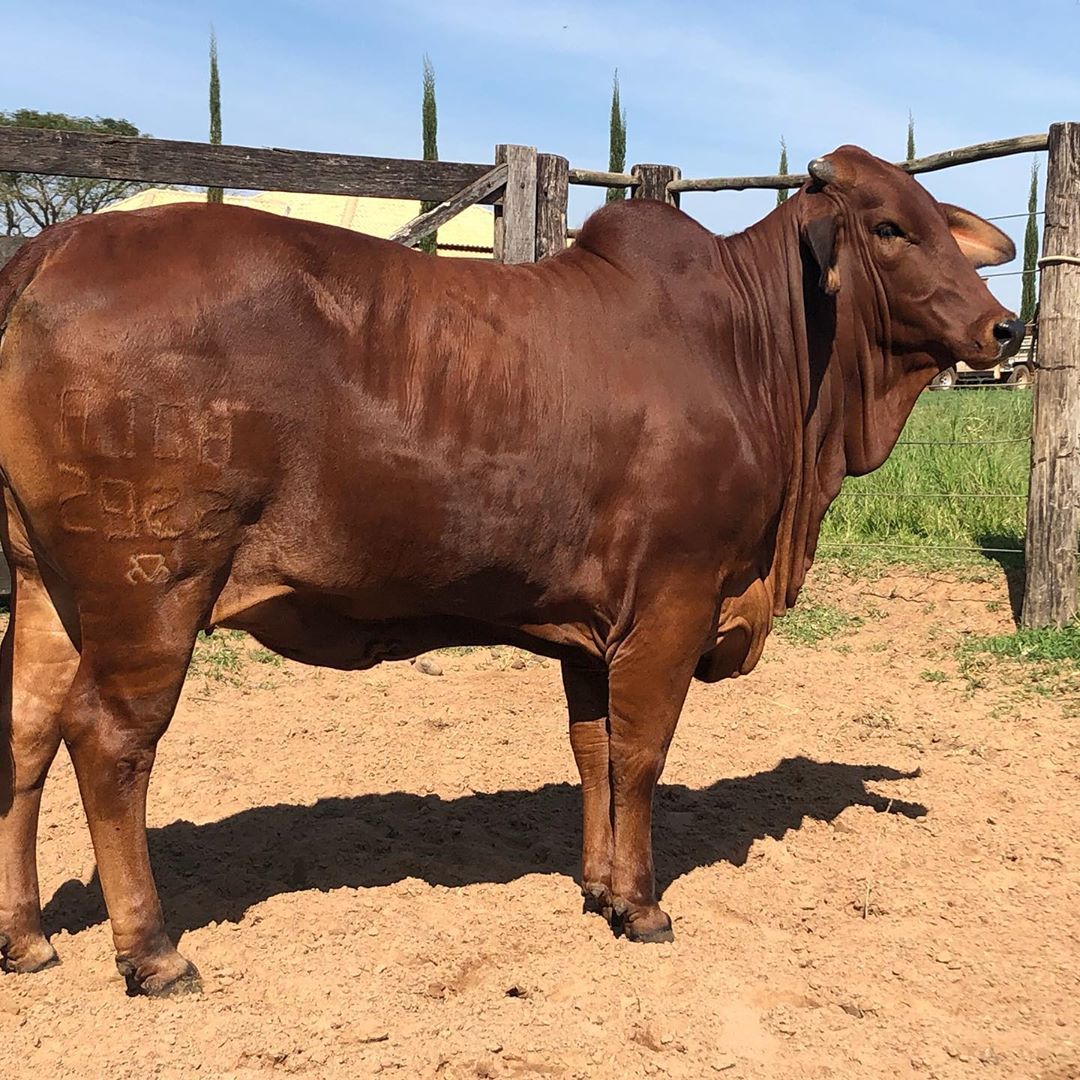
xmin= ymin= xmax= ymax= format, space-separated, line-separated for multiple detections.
xmin=624 ymin=920 xmax=675 ymax=944
xmin=582 ymin=882 xmax=614 ymax=923
xmin=0 ymin=931 xmax=60 ymax=974
xmin=117 ymin=952 xmax=202 ymax=997
xmin=612 ymin=902 xmax=674 ymax=944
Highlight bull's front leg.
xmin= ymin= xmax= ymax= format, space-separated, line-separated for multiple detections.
xmin=605 ymin=593 xmax=714 ymax=943
xmin=561 ymin=661 xmax=613 ymax=920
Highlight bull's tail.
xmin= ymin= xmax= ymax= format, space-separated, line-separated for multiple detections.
xmin=0 ymin=240 xmax=41 ymax=341
xmin=0 ymin=228 xmax=69 ymax=349
xmin=0 ymin=240 xmax=45 ymax=489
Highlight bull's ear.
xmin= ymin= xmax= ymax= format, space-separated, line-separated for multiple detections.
xmin=942 ymin=204 xmax=1016 ymax=269
xmin=802 ymin=212 xmax=842 ymax=295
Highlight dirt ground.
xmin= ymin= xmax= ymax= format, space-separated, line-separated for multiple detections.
xmin=0 ymin=567 xmax=1077 ymax=1080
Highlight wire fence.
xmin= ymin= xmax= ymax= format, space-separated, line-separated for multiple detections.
xmin=817 ymin=266 xmax=1038 ymax=566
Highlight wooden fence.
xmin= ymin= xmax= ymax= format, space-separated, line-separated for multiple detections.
xmin=0 ymin=123 xmax=1076 ymax=627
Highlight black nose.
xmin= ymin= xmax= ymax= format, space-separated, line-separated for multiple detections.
xmin=993 ymin=318 xmax=1025 ymax=359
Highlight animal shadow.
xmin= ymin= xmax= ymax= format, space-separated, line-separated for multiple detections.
xmin=43 ymin=755 xmax=925 ymax=938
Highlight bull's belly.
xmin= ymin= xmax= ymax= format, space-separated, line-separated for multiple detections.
xmin=214 ymin=576 xmax=779 ymax=681
xmin=211 ymin=580 xmax=599 ymax=671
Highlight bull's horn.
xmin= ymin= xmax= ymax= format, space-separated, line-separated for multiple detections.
xmin=807 ymin=157 xmax=835 ymax=185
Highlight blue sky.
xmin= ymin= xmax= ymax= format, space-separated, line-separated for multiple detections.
xmin=5 ymin=0 xmax=1077 ymax=309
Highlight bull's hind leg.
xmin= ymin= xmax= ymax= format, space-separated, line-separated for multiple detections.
xmin=562 ymin=662 xmax=614 ymax=920
xmin=60 ymin=578 xmax=216 ymax=996
xmin=0 ymin=501 xmax=79 ymax=974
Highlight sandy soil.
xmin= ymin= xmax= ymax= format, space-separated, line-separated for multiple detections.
xmin=0 ymin=567 xmax=1077 ymax=1080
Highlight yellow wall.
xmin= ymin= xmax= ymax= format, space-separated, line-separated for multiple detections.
xmin=100 ymin=188 xmax=494 ymax=258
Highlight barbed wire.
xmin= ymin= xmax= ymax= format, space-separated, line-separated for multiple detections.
xmin=818 ymin=541 xmax=1025 ymax=553
xmin=985 ymin=210 xmax=1045 ymax=222
xmin=895 ymin=438 xmax=1029 ymax=446
xmin=837 ymin=491 xmax=1026 ymax=499
xmin=922 ymin=383 xmax=1030 ymax=389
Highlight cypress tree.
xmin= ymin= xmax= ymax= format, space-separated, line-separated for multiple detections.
xmin=1020 ymin=160 xmax=1040 ymax=324
xmin=776 ymin=137 xmax=789 ymax=206
xmin=420 ymin=55 xmax=438 ymax=254
xmin=208 ymin=29 xmax=223 ymax=204
xmin=906 ymin=111 xmax=915 ymax=163
xmin=607 ymin=70 xmax=627 ymax=204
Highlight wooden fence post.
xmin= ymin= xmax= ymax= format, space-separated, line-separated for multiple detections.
xmin=630 ymin=163 xmax=681 ymax=206
xmin=1022 ymin=121 xmax=1080 ymax=629
xmin=535 ymin=153 xmax=568 ymax=260
xmin=493 ymin=144 xmax=538 ymax=263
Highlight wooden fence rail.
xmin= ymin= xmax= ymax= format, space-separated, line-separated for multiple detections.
xmin=568 ymin=167 xmax=639 ymax=191
xmin=570 ymin=134 xmax=1051 ymax=196
xmin=0 ymin=127 xmax=496 ymax=203
xmin=670 ymin=132 xmax=1050 ymax=194
xmin=389 ymin=164 xmax=508 ymax=247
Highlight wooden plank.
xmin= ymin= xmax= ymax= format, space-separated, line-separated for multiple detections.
xmin=494 ymin=145 xmax=537 ymax=264
xmin=1022 ymin=122 xmax=1080 ymax=629
xmin=535 ymin=154 xmax=569 ymax=260
xmin=388 ymin=163 xmax=507 ymax=248
xmin=671 ymin=132 xmax=1050 ymax=193
xmin=631 ymin=163 xmax=681 ymax=206
xmin=0 ymin=127 xmax=495 ymax=203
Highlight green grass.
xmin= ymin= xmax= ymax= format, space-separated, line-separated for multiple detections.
xmin=187 ymin=630 xmax=287 ymax=688
xmin=189 ymin=630 xmax=247 ymax=683
xmin=774 ymin=596 xmax=863 ymax=646
xmin=961 ymin=622 xmax=1080 ymax=664
xmin=819 ymin=387 xmax=1032 ymax=566
xmin=956 ymin=622 xmax=1080 ymax=705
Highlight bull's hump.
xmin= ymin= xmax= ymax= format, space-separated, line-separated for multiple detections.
xmin=574 ymin=200 xmax=719 ymax=276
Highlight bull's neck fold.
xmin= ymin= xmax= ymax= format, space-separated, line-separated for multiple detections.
xmin=715 ymin=195 xmax=937 ymax=610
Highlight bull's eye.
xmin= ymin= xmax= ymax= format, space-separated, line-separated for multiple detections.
xmin=874 ymin=222 xmax=905 ymax=240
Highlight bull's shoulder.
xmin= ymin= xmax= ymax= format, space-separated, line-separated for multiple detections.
xmin=574 ymin=200 xmax=720 ymax=276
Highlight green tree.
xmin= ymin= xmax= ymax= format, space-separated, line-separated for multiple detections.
xmin=906 ymin=111 xmax=916 ymax=163
xmin=1020 ymin=160 xmax=1040 ymax=324
xmin=0 ymin=110 xmax=149 ymax=235
xmin=776 ymin=136 xmax=789 ymax=206
xmin=419 ymin=55 xmax=439 ymax=254
xmin=208 ymin=29 xmax=223 ymax=204
xmin=607 ymin=69 xmax=627 ymax=204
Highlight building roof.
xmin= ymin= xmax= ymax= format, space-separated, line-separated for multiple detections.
xmin=99 ymin=188 xmax=494 ymax=258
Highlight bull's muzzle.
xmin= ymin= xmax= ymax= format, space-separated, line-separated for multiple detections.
xmin=993 ymin=318 xmax=1025 ymax=361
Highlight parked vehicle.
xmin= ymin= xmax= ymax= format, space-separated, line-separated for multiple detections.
xmin=931 ymin=324 xmax=1036 ymax=389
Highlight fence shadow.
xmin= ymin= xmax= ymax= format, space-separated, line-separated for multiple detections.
xmin=42 ymin=756 xmax=925 ymax=940
xmin=976 ymin=533 xmax=1026 ymax=623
